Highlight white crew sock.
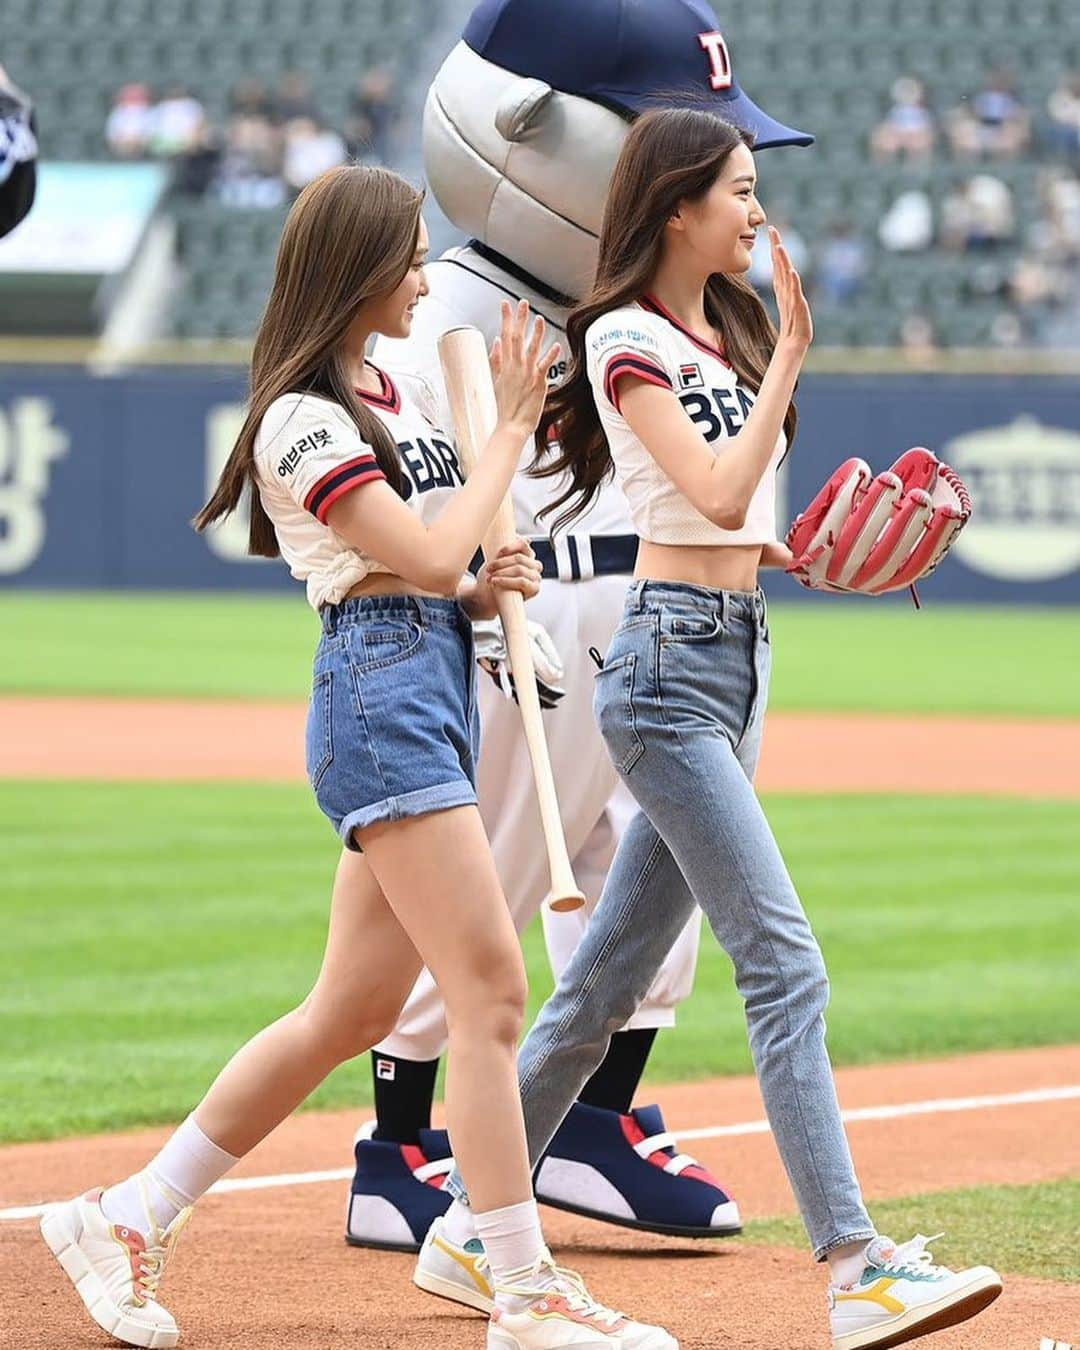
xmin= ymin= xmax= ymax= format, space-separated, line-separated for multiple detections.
xmin=472 ymin=1199 xmax=553 ymax=1311
xmin=442 ymin=1197 xmax=479 ymax=1247
xmin=828 ymin=1238 xmax=874 ymax=1288
xmin=101 ymin=1114 xmax=239 ymax=1233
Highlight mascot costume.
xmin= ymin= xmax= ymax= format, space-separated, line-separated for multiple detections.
xmin=346 ymin=0 xmax=812 ymax=1253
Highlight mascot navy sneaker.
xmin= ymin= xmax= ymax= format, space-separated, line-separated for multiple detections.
xmin=534 ymin=1102 xmax=741 ymax=1238
xmin=345 ymin=1124 xmax=453 ymax=1252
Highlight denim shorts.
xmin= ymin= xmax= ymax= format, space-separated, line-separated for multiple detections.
xmin=306 ymin=595 xmax=481 ymax=849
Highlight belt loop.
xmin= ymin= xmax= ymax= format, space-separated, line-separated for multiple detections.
xmin=719 ymin=591 xmax=729 ymax=629
xmin=554 ymin=534 xmax=573 ymax=582
xmin=576 ymin=535 xmax=595 ymax=580
xmin=321 ymin=604 xmax=336 ymax=636
xmin=631 ymin=579 xmax=646 ymax=610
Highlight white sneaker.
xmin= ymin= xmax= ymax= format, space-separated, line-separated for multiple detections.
xmin=414 ymin=1213 xmax=495 ymax=1313
xmin=830 ymin=1233 xmax=1002 ymax=1350
xmin=40 ymin=1186 xmax=191 ymax=1349
xmin=488 ymin=1255 xmax=677 ymax=1349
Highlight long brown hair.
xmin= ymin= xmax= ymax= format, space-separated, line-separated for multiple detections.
xmin=535 ymin=108 xmax=797 ymax=534
xmin=194 ymin=165 xmax=424 ymax=556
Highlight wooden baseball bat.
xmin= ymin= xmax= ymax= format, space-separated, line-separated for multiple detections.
xmin=438 ymin=325 xmax=586 ymax=913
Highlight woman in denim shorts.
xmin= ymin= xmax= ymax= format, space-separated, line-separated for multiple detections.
xmin=42 ymin=165 xmax=677 ymax=1350
xmin=436 ymin=110 xmax=1002 ymax=1350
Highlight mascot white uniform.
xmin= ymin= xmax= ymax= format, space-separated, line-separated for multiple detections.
xmin=346 ymin=0 xmax=811 ymax=1253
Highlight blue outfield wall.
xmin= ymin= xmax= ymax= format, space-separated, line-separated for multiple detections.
xmin=1 ymin=365 xmax=1078 ymax=602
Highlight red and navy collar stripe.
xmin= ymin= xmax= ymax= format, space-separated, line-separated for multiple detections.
xmin=304 ymin=456 xmax=385 ymax=523
xmin=639 ymin=294 xmax=730 ymax=366
xmin=603 ymin=352 xmax=672 ymax=412
xmin=354 ymin=363 xmax=401 ymax=414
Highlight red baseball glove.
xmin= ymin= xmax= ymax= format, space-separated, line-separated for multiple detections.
xmin=785 ymin=448 xmax=972 ymax=601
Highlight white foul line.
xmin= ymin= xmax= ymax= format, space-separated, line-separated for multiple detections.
xmin=676 ymin=1084 xmax=1080 ymax=1140
xmin=2 ymin=1083 xmax=1077 ymax=1223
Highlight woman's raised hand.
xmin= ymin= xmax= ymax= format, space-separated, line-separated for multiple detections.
xmin=770 ymin=226 xmax=813 ymax=353
xmin=489 ymin=299 xmax=561 ymax=438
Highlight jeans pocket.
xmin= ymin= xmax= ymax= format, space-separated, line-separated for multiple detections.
xmin=350 ymin=618 xmax=425 ymax=675
xmin=662 ymin=611 xmax=724 ymax=643
xmin=594 ymin=653 xmax=645 ymax=775
xmin=306 ymin=668 xmax=334 ymax=792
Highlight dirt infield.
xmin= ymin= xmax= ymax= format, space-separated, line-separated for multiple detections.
xmin=4 ymin=694 xmax=1080 ymax=795
xmin=3 ymin=1046 xmax=1078 ymax=1349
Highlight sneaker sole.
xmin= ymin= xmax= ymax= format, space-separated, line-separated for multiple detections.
xmin=40 ymin=1206 xmax=179 ymax=1350
xmin=413 ymin=1263 xmax=494 ymax=1315
xmin=487 ymin=1327 xmax=644 ymax=1350
xmin=833 ymin=1272 xmax=1003 ymax=1350
xmin=344 ymin=1230 xmax=422 ymax=1254
xmin=537 ymin=1192 xmax=742 ymax=1239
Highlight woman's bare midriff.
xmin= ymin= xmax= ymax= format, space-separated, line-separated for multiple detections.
xmin=342 ymin=573 xmax=451 ymax=601
xmin=634 ymin=540 xmax=764 ymax=594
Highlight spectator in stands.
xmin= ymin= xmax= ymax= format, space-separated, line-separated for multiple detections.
xmin=871 ymin=76 xmax=936 ymax=163
xmin=172 ymin=118 xmax=221 ymax=197
xmin=815 ymin=218 xmax=867 ymax=304
xmin=1044 ymin=73 xmax=1080 ymax=159
xmin=149 ymin=84 xmax=207 ymax=158
xmin=947 ymin=69 xmax=1030 ymax=158
xmin=275 ymin=70 xmax=319 ymax=125
xmin=942 ymin=173 xmax=1016 ymax=250
xmin=878 ymin=189 xmax=934 ymax=252
xmin=105 ymin=83 xmax=154 ymax=158
xmin=226 ymin=78 xmax=282 ymax=180
xmin=346 ymin=66 xmax=401 ymax=164
xmin=282 ymin=116 xmax=347 ymax=196
xmin=215 ymin=109 xmax=288 ymax=208
xmin=1029 ymin=166 xmax=1080 ymax=260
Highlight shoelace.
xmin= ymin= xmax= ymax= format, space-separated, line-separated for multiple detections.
xmin=494 ymin=1256 xmax=627 ymax=1327
xmin=878 ymin=1232 xmax=949 ymax=1280
xmin=476 ymin=1246 xmax=587 ymax=1296
xmin=633 ymin=1127 xmax=701 ymax=1177
xmin=135 ymin=1208 xmax=192 ymax=1301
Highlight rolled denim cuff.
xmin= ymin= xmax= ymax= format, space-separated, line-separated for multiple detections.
xmin=444 ymin=1165 xmax=470 ymax=1206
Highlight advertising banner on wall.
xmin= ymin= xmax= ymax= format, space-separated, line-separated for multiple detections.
xmin=1 ymin=366 xmax=1077 ymax=603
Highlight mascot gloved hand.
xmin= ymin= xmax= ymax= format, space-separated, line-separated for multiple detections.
xmin=474 ymin=617 xmax=567 ymax=708
xmin=785 ymin=448 xmax=972 ymax=602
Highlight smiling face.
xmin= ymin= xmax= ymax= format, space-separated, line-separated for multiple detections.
xmin=361 ymin=215 xmax=430 ymax=338
xmin=667 ymin=142 xmax=766 ymax=275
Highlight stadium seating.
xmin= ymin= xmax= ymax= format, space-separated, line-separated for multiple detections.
xmin=4 ymin=0 xmax=1077 ymax=344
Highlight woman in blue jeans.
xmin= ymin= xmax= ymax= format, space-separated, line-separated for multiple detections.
xmin=423 ymin=110 xmax=1002 ymax=1350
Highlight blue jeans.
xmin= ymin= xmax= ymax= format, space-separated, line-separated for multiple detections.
xmin=449 ymin=581 xmax=874 ymax=1260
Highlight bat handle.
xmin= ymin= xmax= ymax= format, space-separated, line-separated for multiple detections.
xmin=497 ymin=589 xmax=586 ymax=913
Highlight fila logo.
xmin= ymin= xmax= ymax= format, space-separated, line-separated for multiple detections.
xmin=698 ymin=31 xmax=732 ymax=91
xmin=375 ymin=1058 xmax=396 ymax=1081
xmin=679 ymin=362 xmax=704 ymax=389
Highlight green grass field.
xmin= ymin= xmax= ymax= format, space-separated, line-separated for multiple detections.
xmin=4 ymin=782 xmax=1076 ymax=1143
xmin=746 ymin=1179 xmax=1080 ymax=1282
xmin=3 ymin=593 xmax=1076 ymax=1289
xmin=2 ymin=591 xmax=1079 ymax=716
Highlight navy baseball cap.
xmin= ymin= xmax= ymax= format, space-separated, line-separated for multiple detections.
xmin=464 ymin=0 xmax=813 ymax=149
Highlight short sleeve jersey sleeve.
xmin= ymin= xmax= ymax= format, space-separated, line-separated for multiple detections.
xmin=585 ymin=309 xmax=674 ymax=415
xmin=256 ymin=393 xmax=386 ymax=524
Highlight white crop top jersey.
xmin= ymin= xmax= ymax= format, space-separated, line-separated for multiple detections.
xmin=253 ymin=365 xmax=465 ymax=609
xmin=584 ymin=296 xmax=787 ymax=546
